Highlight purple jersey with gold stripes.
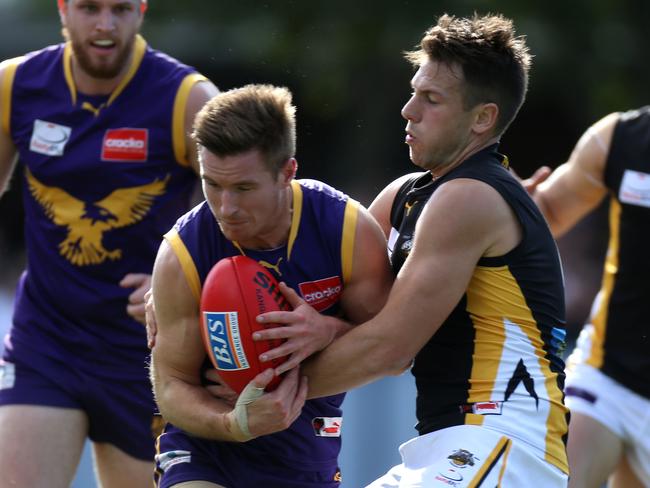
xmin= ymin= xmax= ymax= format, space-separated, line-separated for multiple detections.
xmin=160 ymin=179 xmax=359 ymax=480
xmin=1 ymin=36 xmax=203 ymax=378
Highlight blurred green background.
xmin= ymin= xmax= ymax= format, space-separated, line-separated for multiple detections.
xmin=0 ymin=1 xmax=645 ymax=485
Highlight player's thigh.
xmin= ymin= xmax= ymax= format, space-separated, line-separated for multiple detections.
xmin=0 ymin=404 xmax=87 ymax=488
xmin=171 ymin=482 xmax=227 ymax=488
xmin=609 ymin=453 xmax=647 ymax=488
xmin=567 ymin=412 xmax=623 ymax=488
xmin=93 ymin=441 xmax=156 ymax=488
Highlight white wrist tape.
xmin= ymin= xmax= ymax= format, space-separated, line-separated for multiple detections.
xmin=233 ymin=383 xmax=265 ymax=439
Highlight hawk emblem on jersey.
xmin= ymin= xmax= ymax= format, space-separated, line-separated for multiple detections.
xmin=26 ymin=169 xmax=169 ymax=266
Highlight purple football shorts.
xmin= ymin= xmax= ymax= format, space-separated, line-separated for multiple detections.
xmin=0 ymin=340 xmax=157 ymax=460
xmin=155 ymin=424 xmax=342 ymax=488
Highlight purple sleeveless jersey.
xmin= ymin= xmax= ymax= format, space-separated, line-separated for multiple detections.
xmin=155 ymin=179 xmax=359 ymax=487
xmin=3 ymin=36 xmax=201 ymax=379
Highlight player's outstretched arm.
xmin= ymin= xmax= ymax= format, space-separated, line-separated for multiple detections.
xmin=302 ymin=178 xmax=518 ymax=398
xmin=0 ymin=60 xmax=19 ymax=198
xmin=150 ymin=240 xmax=306 ymax=441
xmin=532 ymin=113 xmax=617 ymax=237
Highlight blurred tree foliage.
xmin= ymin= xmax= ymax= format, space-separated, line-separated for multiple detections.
xmin=1 ymin=0 xmax=649 ymax=256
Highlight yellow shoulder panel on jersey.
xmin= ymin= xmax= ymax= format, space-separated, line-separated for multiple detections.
xmin=0 ymin=56 xmax=24 ymax=135
xmin=286 ymin=180 xmax=303 ymax=260
xmin=587 ymin=196 xmax=621 ymax=369
xmin=164 ymin=228 xmax=201 ymax=303
xmin=107 ymin=35 xmax=146 ymax=107
xmin=172 ymin=72 xmax=208 ymax=167
xmin=341 ymin=198 xmax=359 ymax=285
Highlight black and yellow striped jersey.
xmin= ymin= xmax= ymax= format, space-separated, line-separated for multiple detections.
xmin=569 ymin=107 xmax=650 ymax=399
xmin=388 ymin=145 xmax=569 ymax=474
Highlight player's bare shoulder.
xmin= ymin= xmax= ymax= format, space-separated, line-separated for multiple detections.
xmin=425 ymin=178 xmax=520 ymax=258
xmin=369 ymin=171 xmax=426 ymax=235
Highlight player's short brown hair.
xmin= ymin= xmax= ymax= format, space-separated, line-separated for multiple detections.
xmin=193 ymin=84 xmax=297 ymax=175
xmin=405 ymin=13 xmax=532 ymax=135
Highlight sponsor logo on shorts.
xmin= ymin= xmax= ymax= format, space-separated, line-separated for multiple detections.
xmin=434 ymin=449 xmax=480 ymax=486
xmin=155 ymin=450 xmax=192 ymax=472
xmin=203 ymin=311 xmax=250 ymax=371
xmin=312 ymin=417 xmax=342 ymax=437
xmin=101 ymin=128 xmax=148 ymax=162
xmin=299 ymin=276 xmax=342 ymax=312
xmin=448 ymin=448 xmax=478 ymax=467
xmin=0 ymin=361 xmax=15 ymax=390
xmin=29 ymin=119 xmax=72 ymax=156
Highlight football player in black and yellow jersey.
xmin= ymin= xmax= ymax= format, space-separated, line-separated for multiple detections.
xmin=257 ymin=13 xmax=569 ymax=488
xmin=529 ymin=108 xmax=650 ymax=488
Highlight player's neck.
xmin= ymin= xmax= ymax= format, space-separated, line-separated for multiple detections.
xmin=430 ymin=135 xmax=500 ymax=179
xmin=70 ymin=51 xmax=133 ymax=96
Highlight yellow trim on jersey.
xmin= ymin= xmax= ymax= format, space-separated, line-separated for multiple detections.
xmin=496 ymin=438 xmax=512 ymax=486
xmin=63 ymin=43 xmax=76 ymax=104
xmin=63 ymin=35 xmax=147 ymax=107
xmin=0 ymin=57 xmax=22 ymax=135
xmin=587 ymin=197 xmax=620 ymax=369
xmin=287 ymin=180 xmax=303 ymax=260
xmin=341 ymin=198 xmax=359 ymax=285
xmin=164 ymin=228 xmax=201 ymax=303
xmin=172 ymin=72 xmax=207 ymax=167
xmin=465 ymin=265 xmax=569 ymax=474
xmin=468 ymin=436 xmax=511 ymax=488
xmin=107 ymin=35 xmax=146 ymax=107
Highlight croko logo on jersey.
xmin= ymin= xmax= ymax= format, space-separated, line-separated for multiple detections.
xmin=102 ymin=128 xmax=148 ymax=162
xmin=299 ymin=276 xmax=342 ymax=312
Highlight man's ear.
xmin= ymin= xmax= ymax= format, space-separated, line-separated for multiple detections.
xmin=473 ymin=102 xmax=499 ymax=135
xmin=281 ymin=158 xmax=298 ymax=184
xmin=58 ymin=0 xmax=67 ymax=25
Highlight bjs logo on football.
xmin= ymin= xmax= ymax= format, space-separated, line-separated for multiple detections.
xmin=101 ymin=128 xmax=148 ymax=162
xmin=299 ymin=276 xmax=342 ymax=312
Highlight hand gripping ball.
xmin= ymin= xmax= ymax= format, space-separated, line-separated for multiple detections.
xmin=199 ymin=255 xmax=290 ymax=393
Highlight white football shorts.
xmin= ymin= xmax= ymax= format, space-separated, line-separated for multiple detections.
xmin=565 ymin=362 xmax=650 ymax=486
xmin=366 ymin=424 xmax=568 ymax=487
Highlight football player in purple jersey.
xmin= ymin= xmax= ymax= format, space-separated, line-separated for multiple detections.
xmin=0 ymin=1 xmax=217 ymax=486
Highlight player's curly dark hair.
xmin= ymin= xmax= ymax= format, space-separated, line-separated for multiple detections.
xmin=405 ymin=13 xmax=531 ymax=136
xmin=193 ymin=84 xmax=296 ymax=176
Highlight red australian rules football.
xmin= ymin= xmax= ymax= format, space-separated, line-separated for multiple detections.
xmin=199 ymin=255 xmax=291 ymax=393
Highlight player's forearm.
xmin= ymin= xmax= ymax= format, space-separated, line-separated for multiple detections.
xmin=330 ymin=315 xmax=354 ymax=339
xmin=533 ymin=189 xmax=588 ymax=239
xmin=302 ymin=324 xmax=410 ymax=399
xmin=151 ymin=369 xmax=241 ymax=441
xmin=532 ymin=192 xmax=564 ymax=237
